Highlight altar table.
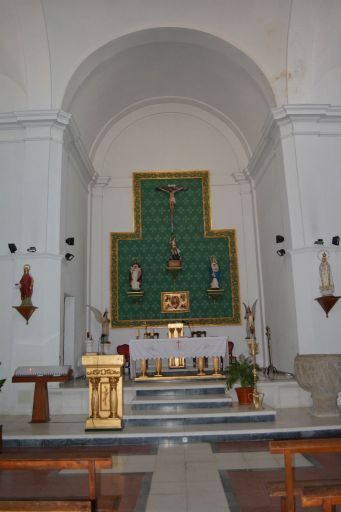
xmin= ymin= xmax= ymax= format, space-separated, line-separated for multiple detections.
xmin=129 ymin=337 xmax=227 ymax=378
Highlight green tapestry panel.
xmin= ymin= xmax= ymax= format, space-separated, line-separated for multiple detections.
xmin=110 ymin=171 xmax=240 ymax=327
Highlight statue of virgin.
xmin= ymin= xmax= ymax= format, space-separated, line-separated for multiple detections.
xmin=319 ymin=251 xmax=335 ymax=296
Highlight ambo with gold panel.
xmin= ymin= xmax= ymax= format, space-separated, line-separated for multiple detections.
xmin=82 ymin=355 xmax=124 ymax=430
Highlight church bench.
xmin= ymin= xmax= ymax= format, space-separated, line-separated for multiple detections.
xmin=267 ymin=479 xmax=341 ymax=512
xmin=0 ymin=451 xmax=113 ymax=508
xmin=0 ymin=500 xmax=91 ymax=512
xmin=268 ymin=438 xmax=341 ymax=512
xmin=301 ymin=484 xmax=341 ymax=511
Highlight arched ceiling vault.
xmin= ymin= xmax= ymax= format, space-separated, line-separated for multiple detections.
xmin=62 ymin=28 xmax=276 ymax=157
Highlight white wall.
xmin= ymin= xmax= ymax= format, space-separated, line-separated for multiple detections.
xmin=250 ymin=120 xmax=299 ymax=372
xmin=0 ymin=112 xmax=92 ymax=413
xmin=60 ymin=133 xmax=91 ymax=375
xmin=250 ymin=106 xmax=341 ymax=372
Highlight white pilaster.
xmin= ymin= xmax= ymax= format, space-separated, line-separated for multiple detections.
xmin=250 ymin=105 xmax=341 ymax=369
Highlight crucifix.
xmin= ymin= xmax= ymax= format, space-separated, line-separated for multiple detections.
xmin=156 ymin=184 xmax=188 ymax=232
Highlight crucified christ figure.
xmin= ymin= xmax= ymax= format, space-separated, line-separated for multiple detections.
xmin=156 ymin=184 xmax=188 ymax=232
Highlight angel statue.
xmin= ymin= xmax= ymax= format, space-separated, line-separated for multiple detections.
xmin=243 ymin=300 xmax=257 ymax=339
xmin=87 ymin=306 xmax=110 ymax=342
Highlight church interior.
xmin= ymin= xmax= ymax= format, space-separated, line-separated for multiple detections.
xmin=1 ymin=1 xmax=341 ymax=511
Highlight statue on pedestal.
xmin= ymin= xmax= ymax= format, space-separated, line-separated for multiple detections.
xmin=243 ymin=300 xmax=257 ymax=339
xmin=129 ymin=259 xmax=143 ymax=291
xmin=87 ymin=306 xmax=110 ymax=343
xmin=19 ymin=264 xmax=34 ymax=306
xmin=209 ymin=256 xmax=220 ymax=289
xmin=319 ymin=251 xmax=335 ymax=296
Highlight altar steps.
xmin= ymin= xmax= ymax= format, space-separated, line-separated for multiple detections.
xmin=7 ymin=377 xmax=341 ymax=447
xmin=124 ymin=382 xmax=275 ymax=427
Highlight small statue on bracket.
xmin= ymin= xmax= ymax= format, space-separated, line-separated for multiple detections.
xmin=209 ymin=256 xmax=220 ymax=289
xmin=87 ymin=306 xmax=110 ymax=344
xmin=19 ymin=264 xmax=34 ymax=306
xmin=169 ymin=234 xmax=181 ymax=260
xmin=243 ymin=300 xmax=257 ymax=339
xmin=13 ymin=264 xmax=38 ymax=324
xmin=319 ymin=251 xmax=335 ymax=296
xmin=129 ymin=259 xmax=143 ymax=291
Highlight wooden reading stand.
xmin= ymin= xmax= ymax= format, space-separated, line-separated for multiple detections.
xmin=12 ymin=366 xmax=73 ymax=423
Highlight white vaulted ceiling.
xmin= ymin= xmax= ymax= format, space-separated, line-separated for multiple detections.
xmin=62 ymin=28 xmax=276 ymax=155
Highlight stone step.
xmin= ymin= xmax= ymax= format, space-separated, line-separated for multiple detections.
xmin=124 ymin=405 xmax=276 ymax=426
xmin=131 ymin=393 xmax=232 ymax=410
xmin=135 ymin=385 xmax=226 ymax=397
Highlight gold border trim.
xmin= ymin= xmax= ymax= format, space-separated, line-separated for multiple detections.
xmin=110 ymin=170 xmax=241 ymax=328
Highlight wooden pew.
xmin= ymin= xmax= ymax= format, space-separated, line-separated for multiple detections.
xmin=268 ymin=479 xmax=341 ymax=512
xmin=268 ymin=438 xmax=341 ymax=512
xmin=0 ymin=450 xmax=112 ymax=508
xmin=301 ymin=484 xmax=341 ymax=511
xmin=0 ymin=500 xmax=91 ymax=512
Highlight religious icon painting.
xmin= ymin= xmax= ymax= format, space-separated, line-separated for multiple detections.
xmin=161 ymin=291 xmax=190 ymax=313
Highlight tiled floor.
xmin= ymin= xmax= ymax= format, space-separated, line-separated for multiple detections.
xmin=2 ymin=439 xmax=341 ymax=511
xmin=2 ymin=393 xmax=341 ymax=511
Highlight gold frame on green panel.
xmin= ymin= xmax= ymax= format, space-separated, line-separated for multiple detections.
xmin=110 ymin=170 xmax=241 ymax=328
xmin=161 ymin=291 xmax=190 ymax=314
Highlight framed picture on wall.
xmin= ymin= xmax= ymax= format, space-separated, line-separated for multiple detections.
xmin=161 ymin=291 xmax=190 ymax=313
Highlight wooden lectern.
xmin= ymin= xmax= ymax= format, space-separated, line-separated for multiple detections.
xmin=82 ymin=354 xmax=124 ymax=430
xmin=12 ymin=366 xmax=72 ymax=423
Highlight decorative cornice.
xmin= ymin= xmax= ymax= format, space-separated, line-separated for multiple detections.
xmin=232 ymin=170 xmax=251 ymax=184
xmin=0 ymin=110 xmax=71 ymax=128
xmin=248 ymin=104 xmax=341 ymax=178
xmin=272 ymin=104 xmax=341 ymax=123
xmin=91 ymin=172 xmax=111 ymax=187
xmin=0 ymin=109 xmax=96 ymax=183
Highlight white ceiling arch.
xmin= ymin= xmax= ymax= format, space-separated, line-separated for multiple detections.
xmin=62 ymin=27 xmax=276 ymax=155
xmin=92 ymin=100 xmax=251 ymax=177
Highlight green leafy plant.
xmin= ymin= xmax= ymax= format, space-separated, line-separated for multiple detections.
xmin=224 ymin=354 xmax=259 ymax=389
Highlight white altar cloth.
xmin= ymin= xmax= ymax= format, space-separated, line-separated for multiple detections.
xmin=129 ymin=337 xmax=227 ymax=361
xmin=129 ymin=337 xmax=227 ymax=377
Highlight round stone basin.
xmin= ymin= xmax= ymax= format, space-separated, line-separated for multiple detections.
xmin=295 ymin=354 xmax=341 ymax=417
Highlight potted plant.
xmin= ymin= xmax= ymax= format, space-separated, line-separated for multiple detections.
xmin=224 ymin=354 xmax=259 ymax=405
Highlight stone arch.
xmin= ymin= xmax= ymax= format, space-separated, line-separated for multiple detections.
xmin=61 ymin=27 xmax=276 ymax=156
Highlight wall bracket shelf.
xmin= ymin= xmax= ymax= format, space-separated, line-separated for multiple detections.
xmin=127 ymin=291 xmax=144 ymax=303
xmin=315 ymin=295 xmax=341 ymax=317
xmin=207 ymin=288 xmax=224 ymax=302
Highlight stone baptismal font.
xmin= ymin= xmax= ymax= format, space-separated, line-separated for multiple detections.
xmin=295 ymin=354 xmax=341 ymax=417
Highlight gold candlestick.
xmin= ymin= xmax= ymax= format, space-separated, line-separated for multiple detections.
xmin=247 ymin=336 xmax=263 ymax=410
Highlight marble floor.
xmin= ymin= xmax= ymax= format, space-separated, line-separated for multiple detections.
xmin=1 ymin=439 xmax=341 ymax=511
xmin=1 ymin=409 xmax=341 ymax=511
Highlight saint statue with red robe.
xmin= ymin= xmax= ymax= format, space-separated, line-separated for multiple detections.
xmin=20 ymin=264 xmax=34 ymax=305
